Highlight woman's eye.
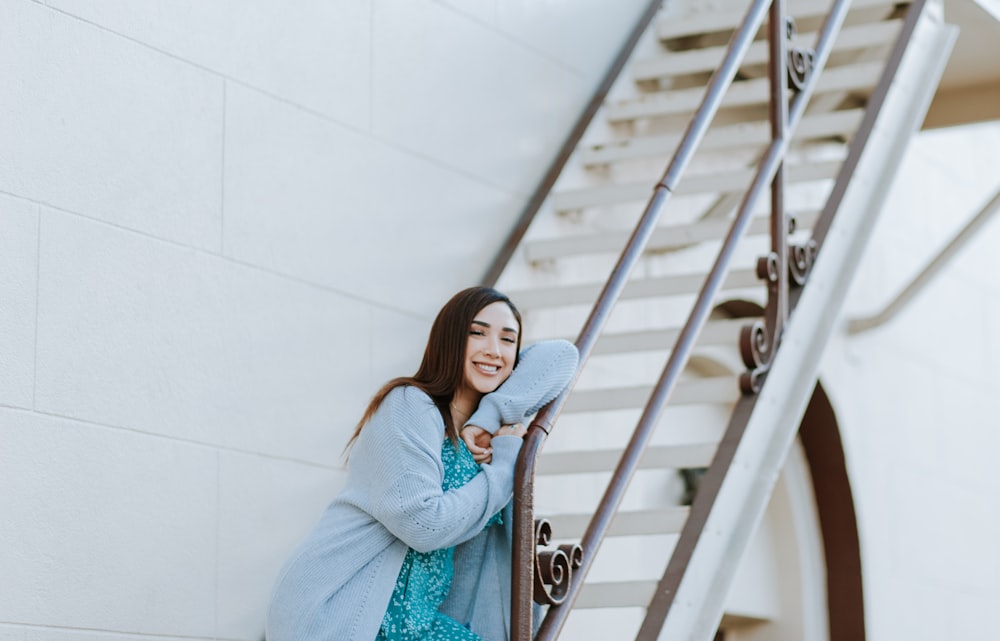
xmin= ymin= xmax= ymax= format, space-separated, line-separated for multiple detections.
xmin=502 ymin=337 xmax=516 ymax=343
xmin=470 ymin=329 xmax=485 ymax=336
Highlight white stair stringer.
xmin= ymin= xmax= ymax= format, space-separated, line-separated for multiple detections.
xmin=649 ymin=5 xmax=957 ymax=640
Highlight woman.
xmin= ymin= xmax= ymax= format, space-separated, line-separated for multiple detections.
xmin=266 ymin=287 xmax=578 ymax=641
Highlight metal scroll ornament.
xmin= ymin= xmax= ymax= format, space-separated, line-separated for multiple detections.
xmin=533 ymin=519 xmax=583 ymax=606
xmin=738 ymin=251 xmax=780 ymax=394
xmin=788 ymin=240 xmax=818 ymax=286
xmin=785 ymin=18 xmax=816 ymax=91
xmin=739 ymin=319 xmax=770 ymax=394
xmin=739 ymin=237 xmax=817 ymax=393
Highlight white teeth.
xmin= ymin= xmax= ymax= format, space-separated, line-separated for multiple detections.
xmin=476 ymin=363 xmax=499 ymax=373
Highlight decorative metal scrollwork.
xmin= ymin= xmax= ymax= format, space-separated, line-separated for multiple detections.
xmin=740 ymin=319 xmax=770 ymax=371
xmin=756 ymin=251 xmax=780 ymax=283
xmin=785 ymin=18 xmax=815 ymax=91
xmin=532 ymin=519 xmax=583 ymax=606
xmin=740 ymin=367 xmax=765 ymax=395
xmin=788 ymin=239 xmax=818 ymax=286
xmin=740 ymin=316 xmax=774 ymax=394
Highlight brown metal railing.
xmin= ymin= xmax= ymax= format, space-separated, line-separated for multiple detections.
xmin=642 ymin=3 xmax=932 ymax=636
xmin=499 ymin=0 xmax=930 ymax=639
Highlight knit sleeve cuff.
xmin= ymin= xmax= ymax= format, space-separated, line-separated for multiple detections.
xmin=465 ymin=339 xmax=579 ymax=434
xmin=465 ymin=401 xmax=503 ymax=435
xmin=485 ymin=434 xmax=523 ymax=469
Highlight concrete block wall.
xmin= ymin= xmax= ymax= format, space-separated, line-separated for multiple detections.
xmin=822 ymin=120 xmax=1000 ymax=641
xmin=0 ymin=1 xmax=651 ymax=638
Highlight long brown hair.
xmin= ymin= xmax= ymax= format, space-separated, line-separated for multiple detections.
xmin=346 ymin=287 xmax=522 ymax=454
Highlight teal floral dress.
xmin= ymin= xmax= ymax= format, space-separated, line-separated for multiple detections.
xmin=376 ymin=439 xmax=502 ymax=641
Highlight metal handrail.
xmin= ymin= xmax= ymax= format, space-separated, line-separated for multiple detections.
xmin=847 ymin=185 xmax=1000 ymax=333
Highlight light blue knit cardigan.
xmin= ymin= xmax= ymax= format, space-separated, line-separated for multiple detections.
xmin=266 ymin=340 xmax=578 ymax=641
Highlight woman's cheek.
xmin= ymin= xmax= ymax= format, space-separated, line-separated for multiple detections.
xmin=494 ymin=371 xmax=514 ymax=391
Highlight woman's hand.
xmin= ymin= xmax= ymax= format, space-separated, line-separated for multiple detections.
xmin=461 ymin=425 xmax=494 ymax=464
xmin=463 ymin=423 xmax=526 ymax=465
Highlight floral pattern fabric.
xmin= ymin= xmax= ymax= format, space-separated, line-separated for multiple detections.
xmin=377 ymin=439 xmax=502 ymax=641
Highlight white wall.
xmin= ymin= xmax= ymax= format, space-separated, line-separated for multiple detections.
xmin=820 ymin=119 xmax=1000 ymax=641
xmin=0 ymin=1 xmax=652 ymax=639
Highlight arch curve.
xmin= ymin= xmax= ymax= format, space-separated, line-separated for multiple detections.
xmin=798 ymin=383 xmax=866 ymax=641
xmin=713 ymin=299 xmax=864 ymax=640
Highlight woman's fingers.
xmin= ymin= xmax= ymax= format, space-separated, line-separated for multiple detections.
xmin=462 ymin=425 xmax=493 ymax=458
xmin=463 ymin=423 xmax=526 ymax=465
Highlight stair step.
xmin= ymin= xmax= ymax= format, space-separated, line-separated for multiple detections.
xmin=635 ymin=19 xmax=900 ymax=81
xmin=565 ymin=377 xmax=739 ymax=413
xmin=509 ymin=267 xmax=760 ymax=309
xmin=580 ymin=109 xmax=862 ymax=166
xmin=605 ymin=61 xmax=882 ymax=123
xmin=577 ymin=580 xmax=656 ymax=609
xmin=538 ymin=442 xmax=717 ymax=475
xmin=551 ymin=160 xmax=840 ymax=212
xmin=592 ymin=317 xmax=748 ymax=355
xmin=526 ymin=210 xmax=820 ymax=262
xmin=656 ymin=0 xmax=896 ymax=40
xmin=545 ymin=507 xmax=691 ymax=539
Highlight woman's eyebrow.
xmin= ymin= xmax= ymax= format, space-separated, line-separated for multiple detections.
xmin=471 ymin=319 xmax=519 ymax=334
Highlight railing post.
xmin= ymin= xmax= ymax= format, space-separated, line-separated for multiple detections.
xmin=766 ymin=0 xmax=791 ymax=349
xmin=510 ymin=429 xmax=542 ymax=641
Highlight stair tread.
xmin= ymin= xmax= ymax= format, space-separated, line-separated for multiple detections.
xmin=538 ymin=442 xmax=717 ymax=475
xmin=551 ymin=160 xmax=840 ymax=212
xmin=655 ymin=0 xmax=896 ymax=40
xmin=580 ymin=108 xmax=862 ymax=166
xmin=592 ymin=317 xmax=748 ymax=355
xmin=605 ymin=61 xmax=882 ymax=122
xmin=576 ymin=580 xmax=657 ymax=608
xmin=544 ymin=506 xmax=691 ymax=539
xmin=508 ymin=267 xmax=761 ymax=308
xmin=526 ymin=210 xmax=820 ymax=262
xmin=565 ymin=377 xmax=740 ymax=413
xmin=635 ymin=19 xmax=900 ymax=80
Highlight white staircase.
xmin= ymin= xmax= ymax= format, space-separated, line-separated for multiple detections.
xmin=491 ymin=0 xmax=957 ymax=639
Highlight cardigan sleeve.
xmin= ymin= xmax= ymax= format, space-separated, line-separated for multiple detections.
xmin=360 ymin=386 xmax=524 ymax=553
xmin=464 ymin=339 xmax=579 ymax=434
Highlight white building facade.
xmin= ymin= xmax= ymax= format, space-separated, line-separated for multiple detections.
xmin=1 ymin=1 xmax=998 ymax=640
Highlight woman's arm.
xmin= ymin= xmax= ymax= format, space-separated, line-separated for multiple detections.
xmin=356 ymin=386 xmax=524 ymax=553
xmin=464 ymin=339 xmax=579 ymax=434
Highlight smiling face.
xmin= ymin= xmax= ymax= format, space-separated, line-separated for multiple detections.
xmin=459 ymin=301 xmax=520 ymax=400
